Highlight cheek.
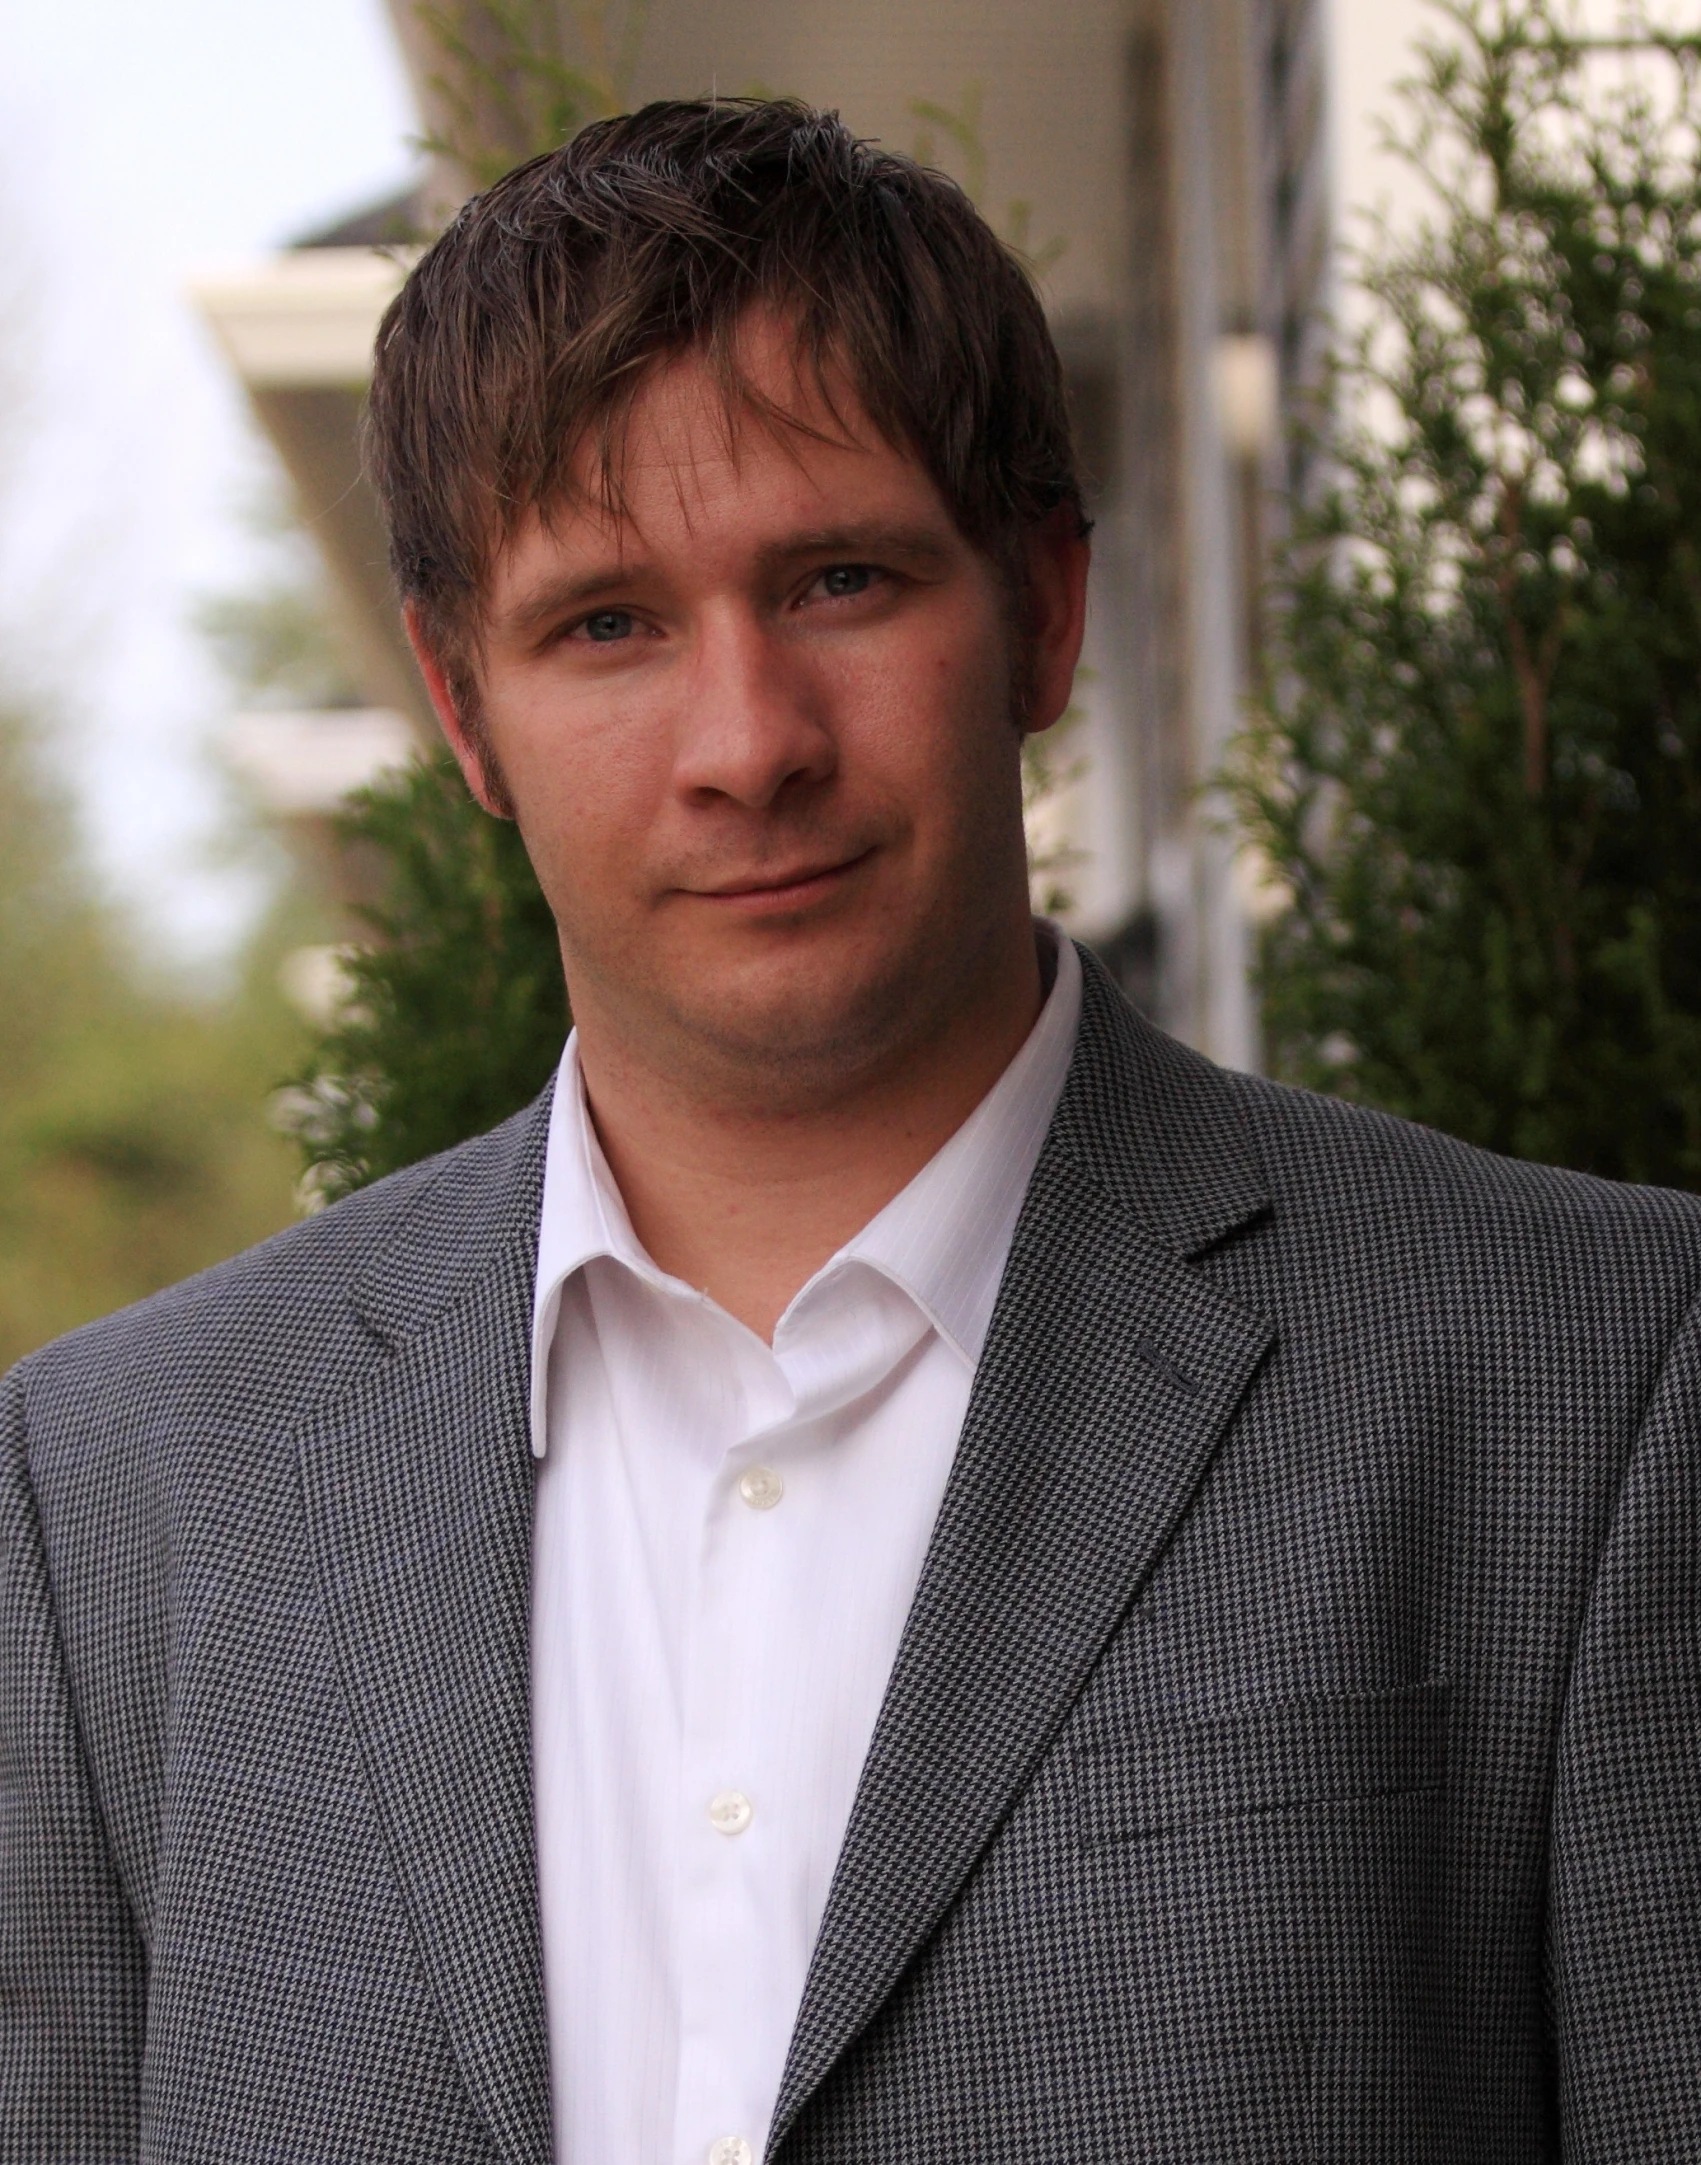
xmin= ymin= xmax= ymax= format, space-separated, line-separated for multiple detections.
xmin=499 ymin=681 xmax=671 ymax=876
xmin=908 ymin=670 xmax=1018 ymax=854
xmin=485 ymin=724 xmax=662 ymax=962
xmin=826 ymin=606 xmax=1013 ymax=798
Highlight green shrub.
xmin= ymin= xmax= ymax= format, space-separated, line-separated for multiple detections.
xmin=1230 ymin=0 xmax=1701 ymax=1186
xmin=284 ymin=754 xmax=566 ymax=1202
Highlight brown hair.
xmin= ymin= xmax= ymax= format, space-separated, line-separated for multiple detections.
xmin=368 ymin=97 xmax=1086 ymax=689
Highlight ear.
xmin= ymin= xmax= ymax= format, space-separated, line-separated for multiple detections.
xmin=1021 ymin=507 xmax=1092 ymax=737
xmin=403 ymin=602 xmax=510 ymax=818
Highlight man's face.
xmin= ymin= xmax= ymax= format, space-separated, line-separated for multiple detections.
xmin=416 ymin=313 xmax=1085 ymax=1107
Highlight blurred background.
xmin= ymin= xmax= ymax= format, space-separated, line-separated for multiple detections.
xmin=6 ymin=0 xmax=1697 ymax=1365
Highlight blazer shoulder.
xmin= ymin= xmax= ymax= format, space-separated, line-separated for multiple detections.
xmin=1224 ymin=1064 xmax=1701 ymax=1278
xmin=1061 ymin=952 xmax=1701 ymax=1296
xmin=7 ymin=1093 xmax=550 ymax=1459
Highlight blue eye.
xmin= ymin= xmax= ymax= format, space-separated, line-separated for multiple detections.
xmin=581 ymin=609 xmax=634 ymax=643
xmin=820 ymin=564 xmax=874 ymax=598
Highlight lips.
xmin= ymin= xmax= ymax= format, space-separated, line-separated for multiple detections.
xmin=692 ymin=847 xmax=874 ymax=900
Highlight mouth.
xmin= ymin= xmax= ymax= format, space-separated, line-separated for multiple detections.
xmin=688 ymin=848 xmax=876 ymax=912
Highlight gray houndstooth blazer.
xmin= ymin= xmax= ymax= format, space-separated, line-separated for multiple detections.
xmin=4 ymin=948 xmax=1700 ymax=2163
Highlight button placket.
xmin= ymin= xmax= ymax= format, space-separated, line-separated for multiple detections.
xmin=674 ymin=1360 xmax=798 ymax=2165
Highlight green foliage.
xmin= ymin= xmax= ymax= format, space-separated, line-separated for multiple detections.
xmin=1228 ymin=0 xmax=1701 ymax=1186
xmin=906 ymin=86 xmax=1065 ymax=274
xmin=197 ymin=486 xmax=565 ymax=1205
xmin=0 ymin=710 xmax=305 ymax=1367
xmin=412 ymin=0 xmax=648 ymax=186
xmin=284 ymin=754 xmax=566 ymax=1203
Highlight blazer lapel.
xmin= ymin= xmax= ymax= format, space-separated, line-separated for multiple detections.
xmin=770 ymin=957 xmax=1276 ymax=2148
xmin=295 ymin=1099 xmax=552 ymax=2165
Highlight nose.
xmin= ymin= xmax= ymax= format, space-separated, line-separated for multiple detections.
xmin=672 ymin=608 xmax=835 ymax=809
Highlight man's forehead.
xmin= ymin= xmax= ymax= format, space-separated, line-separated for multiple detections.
xmin=573 ymin=332 xmax=896 ymax=516
xmin=490 ymin=374 xmax=953 ymax=600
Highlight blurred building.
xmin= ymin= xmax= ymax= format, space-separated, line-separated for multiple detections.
xmin=194 ymin=0 xmax=1330 ymax=1070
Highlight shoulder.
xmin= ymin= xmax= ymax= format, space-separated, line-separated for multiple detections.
xmin=1218 ymin=1064 xmax=1701 ymax=1343
xmin=1066 ymin=951 xmax=1701 ymax=1361
xmin=1064 ymin=954 xmax=1701 ymax=1308
xmin=6 ymin=1093 xmax=550 ymax=1470
xmin=1229 ymin=1064 xmax=1701 ymax=1249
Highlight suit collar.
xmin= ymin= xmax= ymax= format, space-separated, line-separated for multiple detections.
xmin=1052 ymin=943 xmax=1270 ymax=1258
xmin=770 ymin=951 xmax=1275 ymax=2150
xmin=348 ymin=1086 xmax=553 ymax=1349
xmin=337 ymin=939 xmax=1258 ymax=1346
xmin=302 ymin=1094 xmax=555 ymax=2165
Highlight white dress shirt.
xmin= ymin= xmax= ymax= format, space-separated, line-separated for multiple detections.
xmin=529 ymin=927 xmax=1082 ymax=2165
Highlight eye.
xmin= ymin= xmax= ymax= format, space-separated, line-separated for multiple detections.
xmin=814 ymin=564 xmax=878 ymax=600
xmin=577 ymin=608 xmax=636 ymax=643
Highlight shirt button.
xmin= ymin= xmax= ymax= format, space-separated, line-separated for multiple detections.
xmin=708 ymin=2140 xmax=753 ymax=2165
xmin=708 ymin=1789 xmax=753 ymax=1836
xmin=738 ymin=1464 xmax=784 ymax=1510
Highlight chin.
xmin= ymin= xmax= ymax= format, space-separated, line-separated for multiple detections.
xmin=663 ymin=935 xmax=929 ymax=1099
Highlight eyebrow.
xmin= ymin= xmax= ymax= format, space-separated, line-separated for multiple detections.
xmin=497 ymin=518 xmax=958 ymax=640
xmin=499 ymin=565 xmax=647 ymax=639
xmin=751 ymin=521 xmax=957 ymax=577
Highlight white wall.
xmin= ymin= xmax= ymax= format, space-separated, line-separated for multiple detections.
xmin=1328 ymin=0 xmax=1437 ymax=264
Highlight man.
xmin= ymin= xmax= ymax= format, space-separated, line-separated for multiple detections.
xmin=3 ymin=97 xmax=1698 ymax=2165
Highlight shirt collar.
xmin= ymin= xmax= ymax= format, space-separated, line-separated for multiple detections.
xmin=529 ymin=924 xmax=1082 ymax=1457
xmin=528 ymin=1032 xmax=654 ymax=1460
xmin=824 ymin=926 xmax=1080 ymax=1365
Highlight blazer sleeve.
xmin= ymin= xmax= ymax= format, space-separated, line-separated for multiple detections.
xmin=1551 ymin=1292 xmax=1701 ymax=2161
xmin=1 ymin=1364 xmax=146 ymax=2162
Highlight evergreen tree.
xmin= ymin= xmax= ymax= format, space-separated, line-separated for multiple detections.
xmin=198 ymin=500 xmax=567 ymax=1205
xmin=285 ymin=755 xmax=565 ymax=1203
xmin=1231 ymin=0 xmax=1701 ymax=1186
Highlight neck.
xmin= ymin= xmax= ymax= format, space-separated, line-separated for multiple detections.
xmin=573 ymin=927 xmax=1046 ymax=1342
